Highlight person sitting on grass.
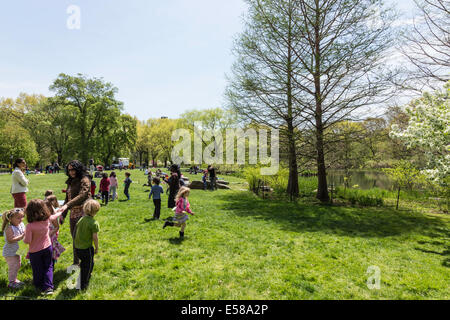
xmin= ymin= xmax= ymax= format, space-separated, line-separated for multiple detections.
xmin=2 ymin=208 xmax=26 ymax=290
xmin=147 ymin=177 xmax=164 ymax=221
xmin=74 ymin=199 xmax=100 ymax=291
xmin=163 ymin=186 xmax=195 ymax=239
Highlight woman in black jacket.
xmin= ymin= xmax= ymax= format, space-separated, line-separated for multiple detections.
xmin=164 ymin=164 xmax=181 ymax=209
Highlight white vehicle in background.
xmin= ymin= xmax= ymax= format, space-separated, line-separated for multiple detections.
xmin=111 ymin=157 xmax=131 ymax=169
xmin=119 ymin=158 xmax=130 ymax=168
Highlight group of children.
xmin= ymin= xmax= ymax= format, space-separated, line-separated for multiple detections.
xmin=2 ymin=190 xmax=101 ymax=294
xmin=89 ymin=171 xmax=132 ymax=204
xmin=2 ymin=168 xmax=196 ymax=294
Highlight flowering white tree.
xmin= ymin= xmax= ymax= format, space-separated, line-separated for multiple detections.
xmin=390 ymin=81 xmax=449 ymax=185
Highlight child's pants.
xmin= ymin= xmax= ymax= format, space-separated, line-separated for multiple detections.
xmin=110 ymin=186 xmax=117 ymax=201
xmin=101 ymin=191 xmax=109 ymax=205
xmin=29 ymin=246 xmax=53 ymax=291
xmin=153 ymin=199 xmax=161 ymax=219
xmin=124 ymin=187 xmax=130 ymax=200
xmin=75 ymin=247 xmax=95 ymax=290
xmin=70 ymin=217 xmax=83 ymax=265
xmin=5 ymin=255 xmax=21 ymax=283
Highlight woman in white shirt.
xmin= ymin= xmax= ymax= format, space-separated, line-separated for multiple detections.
xmin=11 ymin=158 xmax=29 ymax=208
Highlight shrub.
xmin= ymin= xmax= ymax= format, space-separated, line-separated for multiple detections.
xmin=243 ymin=166 xmax=262 ymax=193
xmin=336 ymin=187 xmax=384 ymax=207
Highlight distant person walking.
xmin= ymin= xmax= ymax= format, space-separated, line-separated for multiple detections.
xmin=99 ymin=173 xmax=110 ymax=206
xmin=58 ymin=160 xmax=91 ymax=266
xmin=123 ymin=172 xmax=132 ymax=201
xmin=109 ymin=172 xmax=118 ymax=202
xmin=89 ymin=159 xmax=95 ymax=176
xmin=11 ymin=158 xmax=29 ymax=209
xmin=147 ymin=177 xmax=164 ymax=220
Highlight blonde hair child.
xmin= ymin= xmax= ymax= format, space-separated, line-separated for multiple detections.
xmin=73 ymin=199 xmax=100 ymax=290
xmin=2 ymin=208 xmax=26 ymax=289
xmin=163 ymin=186 xmax=195 ymax=238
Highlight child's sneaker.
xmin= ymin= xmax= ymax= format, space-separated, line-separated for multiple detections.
xmin=163 ymin=221 xmax=174 ymax=229
xmin=8 ymin=282 xmax=21 ymax=289
xmin=42 ymin=288 xmax=54 ymax=295
xmin=14 ymin=280 xmax=25 ymax=288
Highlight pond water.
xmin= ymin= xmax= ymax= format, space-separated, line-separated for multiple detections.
xmin=327 ymin=170 xmax=393 ymax=190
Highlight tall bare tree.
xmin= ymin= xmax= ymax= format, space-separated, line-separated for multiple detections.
xmin=226 ymin=0 xmax=305 ymax=199
xmin=399 ymin=0 xmax=450 ymax=91
xmin=228 ymin=0 xmax=396 ymax=202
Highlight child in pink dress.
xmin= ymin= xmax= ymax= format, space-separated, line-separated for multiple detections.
xmin=162 ymin=187 xmax=195 ymax=238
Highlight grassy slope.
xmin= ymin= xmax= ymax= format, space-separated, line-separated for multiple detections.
xmin=0 ymin=170 xmax=448 ymax=300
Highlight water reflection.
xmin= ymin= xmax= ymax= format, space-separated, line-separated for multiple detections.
xmin=327 ymin=170 xmax=393 ymax=190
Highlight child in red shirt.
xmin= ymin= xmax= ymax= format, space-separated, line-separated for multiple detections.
xmin=99 ymin=173 xmax=111 ymax=205
xmin=89 ymin=175 xmax=96 ymax=198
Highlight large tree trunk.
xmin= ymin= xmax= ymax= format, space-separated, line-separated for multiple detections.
xmin=287 ymin=134 xmax=299 ymax=200
xmin=313 ymin=8 xmax=329 ymax=203
xmin=316 ymin=127 xmax=329 ymax=202
xmin=285 ymin=15 xmax=299 ymax=200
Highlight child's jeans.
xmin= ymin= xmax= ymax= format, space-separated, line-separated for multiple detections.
xmin=75 ymin=246 xmax=95 ymax=290
xmin=110 ymin=186 xmax=117 ymax=201
xmin=124 ymin=187 xmax=130 ymax=200
xmin=153 ymin=199 xmax=161 ymax=219
xmin=5 ymin=255 xmax=21 ymax=283
xmin=101 ymin=191 xmax=109 ymax=205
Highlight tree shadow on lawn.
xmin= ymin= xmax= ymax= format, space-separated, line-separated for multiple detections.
xmin=218 ymin=192 xmax=449 ymax=239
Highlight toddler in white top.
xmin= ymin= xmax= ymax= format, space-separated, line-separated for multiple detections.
xmin=2 ymin=208 xmax=26 ymax=289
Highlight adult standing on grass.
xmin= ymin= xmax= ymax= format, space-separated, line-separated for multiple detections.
xmin=208 ymin=165 xmax=217 ymax=191
xmin=11 ymin=158 xmax=29 ymax=209
xmin=58 ymin=160 xmax=90 ymax=266
xmin=165 ymin=164 xmax=181 ymax=209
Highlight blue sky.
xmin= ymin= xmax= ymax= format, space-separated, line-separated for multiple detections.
xmin=0 ymin=0 xmax=418 ymax=120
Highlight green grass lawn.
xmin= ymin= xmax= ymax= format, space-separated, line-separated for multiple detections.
xmin=0 ymin=170 xmax=448 ymax=300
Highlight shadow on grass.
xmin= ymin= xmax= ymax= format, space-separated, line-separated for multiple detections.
xmin=218 ymin=192 xmax=449 ymax=239
xmin=0 ymin=279 xmax=41 ymax=300
xmin=55 ymin=288 xmax=79 ymax=300
xmin=168 ymin=237 xmax=185 ymax=245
